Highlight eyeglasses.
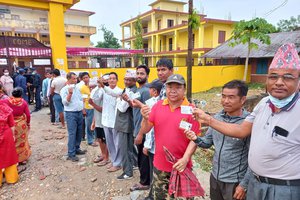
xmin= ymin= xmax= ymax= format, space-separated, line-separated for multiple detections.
xmin=267 ymin=74 xmax=298 ymax=82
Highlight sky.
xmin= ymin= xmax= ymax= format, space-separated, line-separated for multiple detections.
xmin=72 ymin=0 xmax=299 ymax=45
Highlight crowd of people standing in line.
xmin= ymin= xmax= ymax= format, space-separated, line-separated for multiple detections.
xmin=1 ymin=43 xmax=300 ymax=200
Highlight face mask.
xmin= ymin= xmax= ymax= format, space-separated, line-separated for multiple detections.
xmin=4 ymin=72 xmax=9 ymax=76
xmin=268 ymin=92 xmax=296 ymax=108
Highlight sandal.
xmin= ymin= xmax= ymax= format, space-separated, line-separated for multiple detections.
xmin=17 ymin=165 xmax=27 ymax=174
xmin=130 ymin=183 xmax=150 ymax=191
xmin=93 ymin=155 xmax=104 ymax=163
xmin=97 ymin=160 xmax=110 ymax=167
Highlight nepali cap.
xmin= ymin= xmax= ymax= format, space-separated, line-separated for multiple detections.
xmin=269 ymin=43 xmax=300 ymax=70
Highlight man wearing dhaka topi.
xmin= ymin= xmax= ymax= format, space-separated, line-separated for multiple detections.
xmin=186 ymin=43 xmax=300 ymax=200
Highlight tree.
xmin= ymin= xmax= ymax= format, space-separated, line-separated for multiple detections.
xmin=133 ymin=17 xmax=144 ymax=66
xmin=277 ymin=15 xmax=300 ymax=32
xmin=230 ymin=18 xmax=276 ymax=81
xmin=187 ymin=0 xmax=200 ymax=100
xmin=96 ymin=26 xmax=121 ymax=49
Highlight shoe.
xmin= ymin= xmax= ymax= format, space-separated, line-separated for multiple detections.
xmin=66 ymin=156 xmax=79 ymax=162
xmin=107 ymin=166 xmax=121 ymax=172
xmin=130 ymin=183 xmax=150 ymax=191
xmin=76 ymin=149 xmax=87 ymax=155
xmin=88 ymin=142 xmax=98 ymax=147
xmin=117 ymin=173 xmax=133 ymax=180
xmin=30 ymin=109 xmax=40 ymax=114
xmin=143 ymin=197 xmax=154 ymax=200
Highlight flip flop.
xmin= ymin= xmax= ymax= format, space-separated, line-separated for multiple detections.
xmin=93 ymin=155 xmax=104 ymax=163
xmin=97 ymin=160 xmax=110 ymax=167
xmin=17 ymin=165 xmax=27 ymax=174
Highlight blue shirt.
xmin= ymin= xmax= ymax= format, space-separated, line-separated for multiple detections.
xmin=15 ymin=74 xmax=27 ymax=94
xmin=60 ymin=84 xmax=83 ymax=112
xmin=42 ymin=78 xmax=50 ymax=97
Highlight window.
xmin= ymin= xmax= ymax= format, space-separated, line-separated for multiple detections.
xmin=80 ymin=35 xmax=85 ymax=39
xmin=66 ymin=34 xmax=71 ymax=37
xmin=182 ymin=20 xmax=188 ymax=24
xmin=11 ymin=14 xmax=20 ymax=20
xmin=218 ymin=31 xmax=226 ymax=43
xmin=167 ymin=19 xmax=174 ymax=28
xmin=169 ymin=38 xmax=173 ymax=51
xmin=157 ymin=20 xmax=161 ymax=30
xmin=39 ymin=18 xmax=47 ymax=22
xmin=41 ymin=35 xmax=48 ymax=38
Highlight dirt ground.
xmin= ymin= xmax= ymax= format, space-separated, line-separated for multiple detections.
xmin=0 ymin=106 xmax=210 ymax=200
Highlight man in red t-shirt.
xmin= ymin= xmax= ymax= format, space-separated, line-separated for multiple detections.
xmin=139 ymin=74 xmax=200 ymax=199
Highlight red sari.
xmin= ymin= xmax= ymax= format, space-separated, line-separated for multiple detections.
xmin=0 ymin=102 xmax=18 ymax=169
xmin=2 ymin=97 xmax=31 ymax=163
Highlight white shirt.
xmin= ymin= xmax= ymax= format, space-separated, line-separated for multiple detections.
xmin=90 ymin=86 xmax=104 ymax=128
xmin=51 ymin=76 xmax=67 ymax=94
xmin=101 ymin=86 xmax=123 ymax=128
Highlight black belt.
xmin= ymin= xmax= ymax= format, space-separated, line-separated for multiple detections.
xmin=254 ymin=174 xmax=300 ymax=186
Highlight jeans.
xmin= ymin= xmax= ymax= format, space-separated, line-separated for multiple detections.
xmin=85 ymin=109 xmax=94 ymax=144
xmin=35 ymin=87 xmax=41 ymax=110
xmin=65 ymin=111 xmax=83 ymax=157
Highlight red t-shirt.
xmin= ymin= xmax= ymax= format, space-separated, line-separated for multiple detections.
xmin=149 ymin=98 xmax=200 ymax=172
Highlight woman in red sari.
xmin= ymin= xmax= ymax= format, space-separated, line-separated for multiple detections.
xmin=0 ymin=101 xmax=19 ymax=187
xmin=0 ymin=84 xmax=8 ymax=100
xmin=2 ymin=87 xmax=31 ymax=167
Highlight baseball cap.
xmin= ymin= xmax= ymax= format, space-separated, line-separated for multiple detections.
xmin=165 ymin=74 xmax=186 ymax=85
xmin=147 ymin=79 xmax=163 ymax=92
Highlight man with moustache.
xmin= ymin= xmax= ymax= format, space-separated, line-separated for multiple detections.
xmin=60 ymin=72 xmax=86 ymax=162
xmin=188 ymin=43 xmax=300 ymax=200
xmin=130 ymin=65 xmax=151 ymax=191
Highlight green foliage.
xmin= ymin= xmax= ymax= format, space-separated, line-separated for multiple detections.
xmin=188 ymin=9 xmax=200 ymax=31
xmin=230 ymin=18 xmax=276 ymax=81
xmin=193 ymin=147 xmax=214 ymax=172
xmin=230 ymin=18 xmax=276 ymax=49
xmin=277 ymin=15 xmax=300 ymax=32
xmin=96 ymin=26 xmax=121 ymax=49
xmin=133 ymin=17 xmax=144 ymax=65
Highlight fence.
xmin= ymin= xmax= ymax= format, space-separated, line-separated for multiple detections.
xmin=70 ymin=65 xmax=250 ymax=93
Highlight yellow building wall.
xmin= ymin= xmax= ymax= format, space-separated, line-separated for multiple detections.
xmin=151 ymin=2 xmax=184 ymax=12
xmin=66 ymin=35 xmax=90 ymax=47
xmin=64 ymin=13 xmax=89 ymax=26
xmin=70 ymin=65 xmax=251 ymax=93
xmin=203 ymin=26 xmax=213 ymax=48
xmin=212 ymin=24 xmax=234 ymax=47
xmin=177 ymin=31 xmax=188 ymax=50
xmin=9 ymin=7 xmax=47 ymax=21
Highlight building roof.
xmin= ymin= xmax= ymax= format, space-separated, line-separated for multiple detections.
xmin=67 ymin=8 xmax=95 ymax=16
xmin=149 ymin=0 xmax=187 ymax=6
xmin=67 ymin=47 xmax=144 ymax=56
xmin=202 ymin=31 xmax=300 ymax=59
